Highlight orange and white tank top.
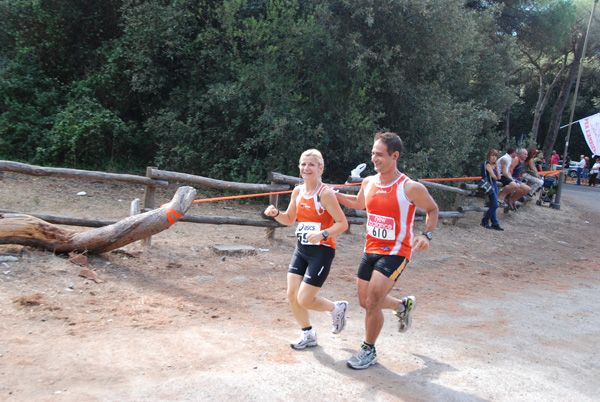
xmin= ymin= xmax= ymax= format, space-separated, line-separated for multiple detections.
xmin=295 ymin=184 xmax=336 ymax=249
xmin=363 ymin=174 xmax=416 ymax=259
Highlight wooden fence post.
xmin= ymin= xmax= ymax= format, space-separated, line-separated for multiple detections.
xmin=452 ymin=193 xmax=465 ymax=225
xmin=266 ymin=177 xmax=279 ymax=239
xmin=142 ymin=167 xmax=157 ymax=247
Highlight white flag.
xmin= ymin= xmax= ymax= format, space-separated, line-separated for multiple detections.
xmin=578 ymin=113 xmax=600 ymax=156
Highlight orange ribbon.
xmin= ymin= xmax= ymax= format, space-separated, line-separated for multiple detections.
xmin=164 ymin=204 xmax=183 ymax=226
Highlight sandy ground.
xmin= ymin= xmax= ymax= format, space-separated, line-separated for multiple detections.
xmin=1 ymin=172 xmax=599 ymax=402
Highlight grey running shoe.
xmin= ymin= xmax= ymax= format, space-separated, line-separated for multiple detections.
xmin=290 ymin=330 xmax=318 ymax=350
xmin=347 ymin=344 xmax=378 ymax=370
xmin=394 ymin=296 xmax=416 ymax=333
xmin=330 ymin=301 xmax=348 ymax=334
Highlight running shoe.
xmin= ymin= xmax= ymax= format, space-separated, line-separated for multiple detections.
xmin=347 ymin=344 xmax=378 ymax=369
xmin=290 ymin=329 xmax=318 ymax=350
xmin=394 ymin=296 xmax=416 ymax=333
xmin=330 ymin=301 xmax=348 ymax=334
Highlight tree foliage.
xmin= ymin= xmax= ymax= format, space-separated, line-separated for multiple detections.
xmin=1 ymin=0 xmax=598 ymax=183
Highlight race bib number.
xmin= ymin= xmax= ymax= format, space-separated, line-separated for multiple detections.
xmin=296 ymin=222 xmax=321 ymax=245
xmin=367 ymin=213 xmax=396 ymax=241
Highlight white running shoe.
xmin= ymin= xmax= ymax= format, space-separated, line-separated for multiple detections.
xmin=347 ymin=344 xmax=378 ymax=370
xmin=290 ymin=329 xmax=318 ymax=350
xmin=394 ymin=296 xmax=416 ymax=333
xmin=330 ymin=301 xmax=348 ymax=334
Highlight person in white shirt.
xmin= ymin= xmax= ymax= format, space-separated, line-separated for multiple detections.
xmin=497 ymin=146 xmax=527 ymax=210
xmin=576 ymin=155 xmax=586 ymax=185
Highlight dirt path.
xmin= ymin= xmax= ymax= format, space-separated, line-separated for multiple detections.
xmin=1 ymin=173 xmax=599 ymax=401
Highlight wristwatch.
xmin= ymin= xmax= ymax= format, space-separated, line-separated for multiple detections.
xmin=322 ymin=230 xmax=329 ymax=240
xmin=422 ymin=231 xmax=433 ymax=241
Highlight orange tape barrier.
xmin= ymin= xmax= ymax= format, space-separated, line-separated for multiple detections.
xmin=191 ymin=171 xmax=564 ymax=204
xmin=192 ymin=183 xmax=358 ymax=204
xmin=421 ymin=176 xmax=481 ymax=182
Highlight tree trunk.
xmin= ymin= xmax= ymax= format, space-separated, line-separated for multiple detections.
xmin=0 ymin=186 xmax=196 ymax=254
xmin=504 ymin=107 xmax=510 ymax=146
xmin=525 ymin=52 xmax=567 ymax=144
xmin=542 ymin=41 xmax=583 ymax=161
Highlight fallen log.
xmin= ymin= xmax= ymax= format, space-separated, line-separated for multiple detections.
xmin=0 ymin=186 xmax=196 ymax=254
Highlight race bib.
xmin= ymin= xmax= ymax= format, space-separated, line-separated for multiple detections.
xmin=367 ymin=213 xmax=396 ymax=241
xmin=296 ymin=222 xmax=321 ymax=245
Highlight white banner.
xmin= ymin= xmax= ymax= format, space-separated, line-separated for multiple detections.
xmin=578 ymin=113 xmax=600 ymax=156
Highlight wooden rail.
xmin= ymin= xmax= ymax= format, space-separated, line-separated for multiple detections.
xmin=1 ymin=160 xmax=529 ymax=243
xmin=0 ymin=160 xmax=168 ymax=188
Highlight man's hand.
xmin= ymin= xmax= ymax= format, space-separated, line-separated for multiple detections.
xmin=412 ymin=235 xmax=430 ymax=251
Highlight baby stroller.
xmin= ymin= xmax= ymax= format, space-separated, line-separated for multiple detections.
xmin=536 ymin=175 xmax=558 ymax=207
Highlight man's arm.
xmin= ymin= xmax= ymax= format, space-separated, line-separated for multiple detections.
xmin=509 ymin=156 xmax=518 ymax=177
xmin=499 ymin=156 xmax=512 ymax=179
xmin=335 ymin=178 xmax=369 ymax=210
xmin=405 ymin=180 xmax=439 ymax=251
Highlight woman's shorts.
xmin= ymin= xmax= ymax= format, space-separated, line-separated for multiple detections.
xmin=288 ymin=244 xmax=335 ymax=288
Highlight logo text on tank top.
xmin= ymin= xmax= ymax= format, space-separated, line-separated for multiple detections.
xmin=366 ymin=213 xmax=396 ymax=241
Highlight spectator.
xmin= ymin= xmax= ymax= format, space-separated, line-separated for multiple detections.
xmin=550 ymin=150 xmax=560 ymax=171
xmin=507 ymin=148 xmax=532 ymax=208
xmin=534 ymin=150 xmax=545 ymax=172
xmin=480 ymin=149 xmax=503 ymax=231
xmin=576 ymin=155 xmax=586 ymax=185
xmin=522 ymin=148 xmax=544 ymax=196
xmin=497 ymin=146 xmax=520 ymax=208
xmin=583 ymin=156 xmax=590 ymax=184
xmin=563 ymin=154 xmax=571 ymax=183
xmin=590 ymin=157 xmax=600 ymax=187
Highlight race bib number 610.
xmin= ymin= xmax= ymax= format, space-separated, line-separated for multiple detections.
xmin=367 ymin=213 xmax=396 ymax=241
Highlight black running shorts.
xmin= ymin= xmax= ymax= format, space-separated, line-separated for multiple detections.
xmin=357 ymin=253 xmax=409 ymax=282
xmin=499 ymin=176 xmax=513 ymax=186
xmin=288 ymin=244 xmax=335 ymax=288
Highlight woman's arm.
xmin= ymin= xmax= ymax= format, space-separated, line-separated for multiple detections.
xmin=264 ymin=187 xmax=300 ymax=226
xmin=305 ymin=187 xmax=349 ymax=244
xmin=528 ymin=159 xmax=539 ymax=178
xmin=485 ymin=162 xmax=500 ymax=180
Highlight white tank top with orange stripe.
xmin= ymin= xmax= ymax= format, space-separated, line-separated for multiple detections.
xmin=363 ymin=174 xmax=416 ymax=259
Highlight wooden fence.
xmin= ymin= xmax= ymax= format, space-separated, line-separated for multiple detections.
xmin=1 ymin=160 xmax=503 ymax=242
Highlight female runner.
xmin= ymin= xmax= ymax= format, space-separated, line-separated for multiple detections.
xmin=264 ymin=149 xmax=349 ymax=349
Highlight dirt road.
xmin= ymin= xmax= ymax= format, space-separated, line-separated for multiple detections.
xmin=1 ymin=174 xmax=599 ymax=401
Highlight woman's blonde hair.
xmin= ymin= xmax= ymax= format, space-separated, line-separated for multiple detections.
xmin=299 ymin=149 xmax=324 ymax=170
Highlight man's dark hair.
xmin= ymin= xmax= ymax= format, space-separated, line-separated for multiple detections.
xmin=374 ymin=132 xmax=403 ymax=155
xmin=506 ymin=145 xmax=517 ymax=155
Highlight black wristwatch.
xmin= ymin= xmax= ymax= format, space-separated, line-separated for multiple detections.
xmin=422 ymin=231 xmax=433 ymax=241
xmin=322 ymin=230 xmax=329 ymax=240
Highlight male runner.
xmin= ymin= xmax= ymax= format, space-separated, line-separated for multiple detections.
xmin=336 ymin=132 xmax=439 ymax=369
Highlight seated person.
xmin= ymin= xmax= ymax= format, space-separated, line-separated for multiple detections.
xmin=522 ymin=148 xmax=544 ymax=196
xmin=510 ymin=148 xmax=532 ymax=199
xmin=497 ymin=146 xmax=529 ymax=209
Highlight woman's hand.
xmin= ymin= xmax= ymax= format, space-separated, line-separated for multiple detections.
xmin=264 ymin=205 xmax=279 ymax=217
xmin=305 ymin=231 xmax=324 ymax=245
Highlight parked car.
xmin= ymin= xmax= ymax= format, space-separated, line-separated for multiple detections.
xmin=556 ymin=160 xmax=579 ymax=178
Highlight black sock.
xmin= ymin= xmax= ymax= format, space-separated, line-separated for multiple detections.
xmin=363 ymin=341 xmax=375 ymax=350
xmin=302 ymin=326 xmax=312 ymax=332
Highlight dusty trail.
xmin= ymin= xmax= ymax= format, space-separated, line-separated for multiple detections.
xmin=1 ymin=173 xmax=598 ymax=401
